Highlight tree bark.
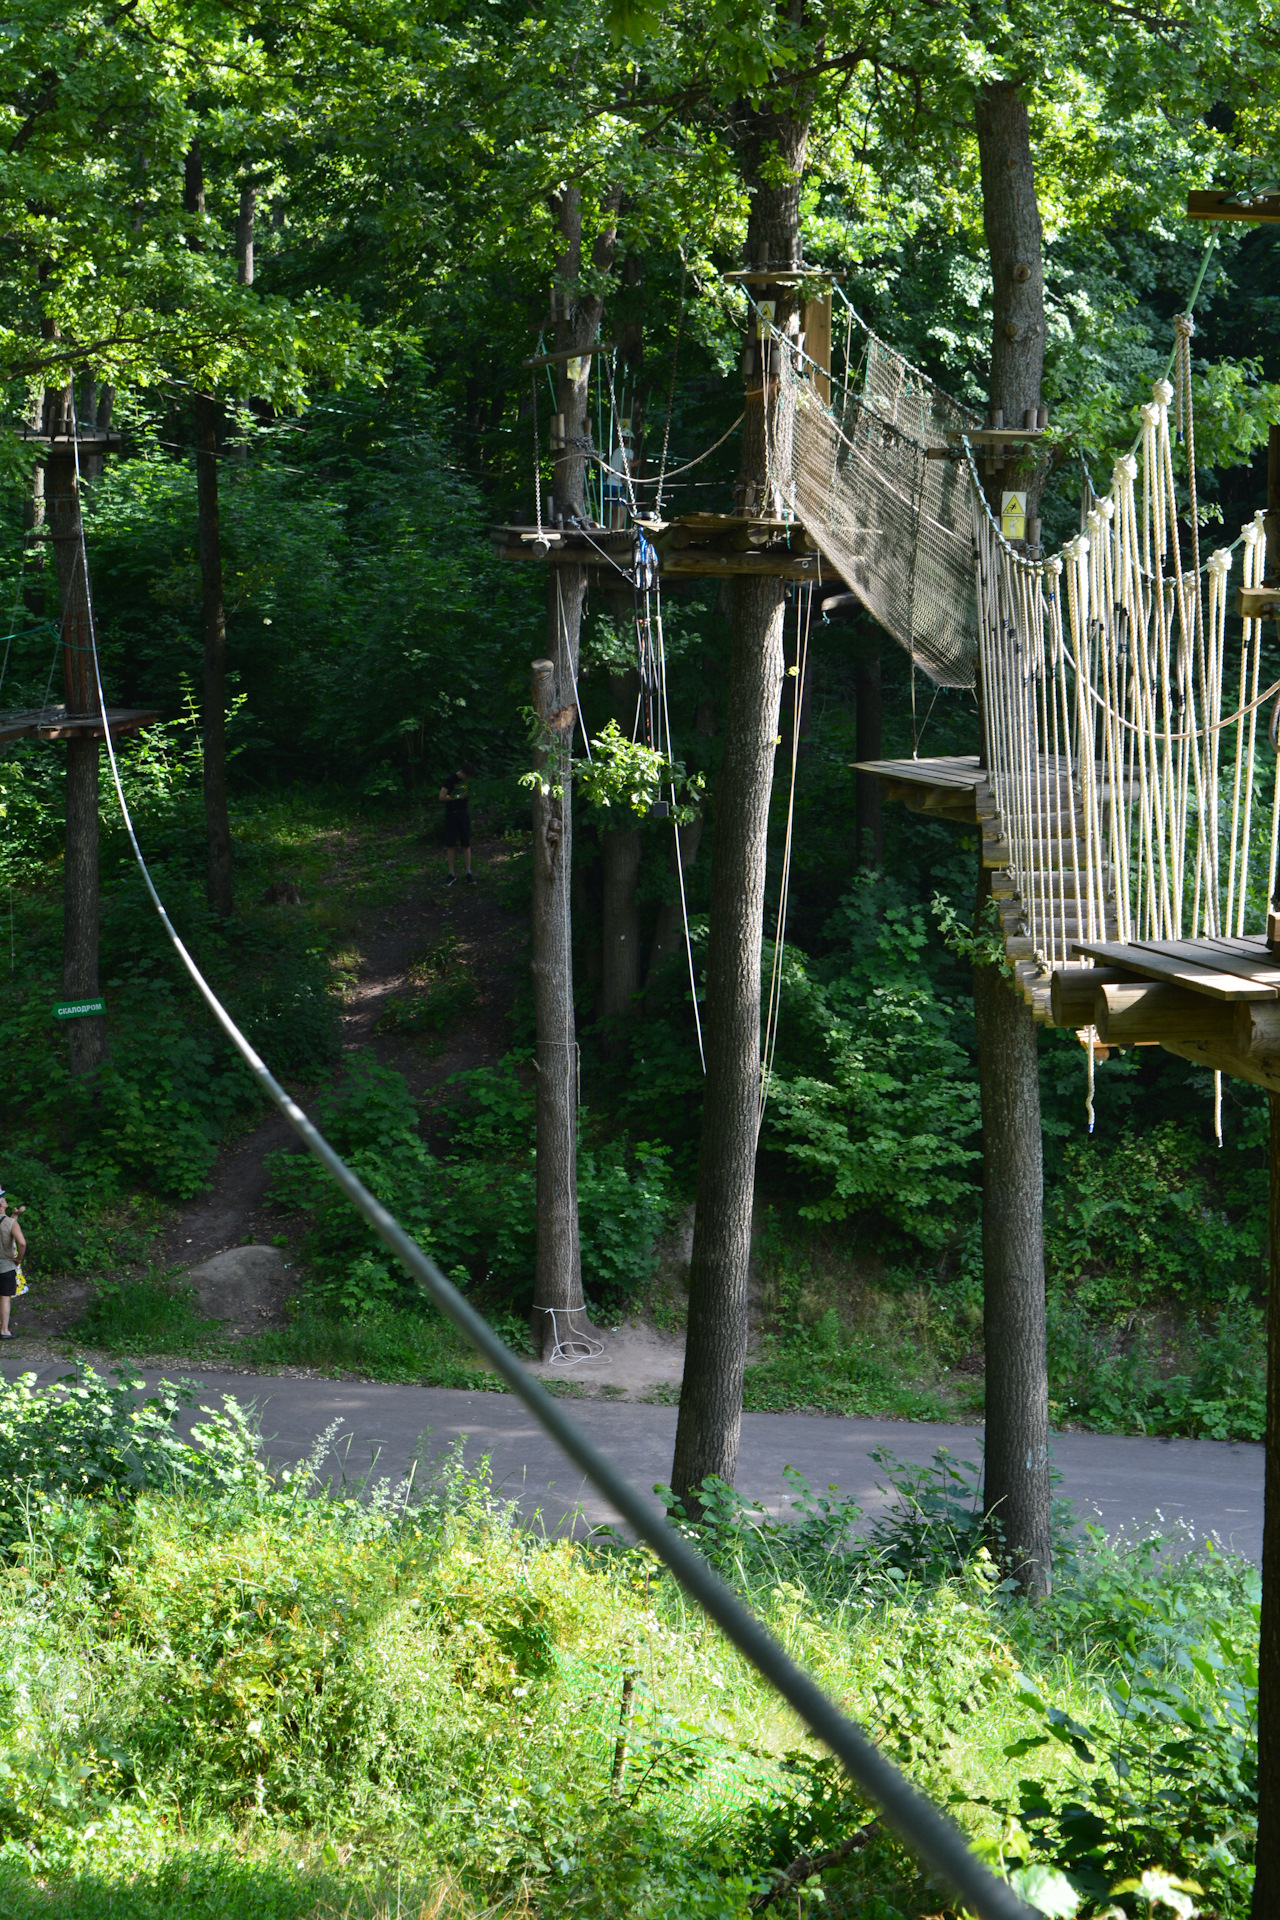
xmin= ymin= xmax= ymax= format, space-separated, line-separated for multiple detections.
xmin=973 ymin=873 xmax=1051 ymax=1593
xmin=670 ymin=108 xmax=805 ymax=1509
xmin=45 ymin=446 xmax=107 ymax=1075
xmin=530 ymin=656 xmax=583 ymax=1353
xmin=195 ymin=393 xmax=234 ymax=917
xmin=854 ymin=641 xmax=882 ymax=867
xmin=529 ymin=182 xmax=620 ymax=1356
xmin=973 ymin=78 xmax=1052 ymax=1596
xmin=1253 ymin=1091 xmax=1280 ymax=1915
xmin=976 ymin=81 xmax=1048 ymax=524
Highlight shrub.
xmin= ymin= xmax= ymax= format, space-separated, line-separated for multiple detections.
xmin=268 ymin=1052 xmax=671 ymax=1315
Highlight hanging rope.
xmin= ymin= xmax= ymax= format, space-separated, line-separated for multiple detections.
xmin=759 ymin=584 xmax=812 ymax=1130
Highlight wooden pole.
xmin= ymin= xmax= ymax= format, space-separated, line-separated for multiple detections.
xmin=1254 ymin=1092 xmax=1280 ymax=1915
xmin=45 ymin=442 xmax=107 ymax=1076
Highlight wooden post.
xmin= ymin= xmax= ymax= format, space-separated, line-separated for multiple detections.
xmin=45 ymin=441 xmax=107 ymax=1076
xmin=1255 ymin=1093 xmax=1280 ymax=1916
xmin=803 ymin=291 xmax=832 ymax=407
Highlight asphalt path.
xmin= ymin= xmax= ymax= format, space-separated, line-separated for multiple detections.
xmin=2 ymin=1360 xmax=1264 ymax=1562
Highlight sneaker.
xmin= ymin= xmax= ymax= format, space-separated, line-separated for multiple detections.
xmin=445 ymin=873 xmax=457 ymax=886
xmin=464 ymin=871 xmax=476 ymax=884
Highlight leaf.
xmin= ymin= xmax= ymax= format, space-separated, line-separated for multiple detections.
xmin=1010 ymin=1864 xmax=1082 ymax=1918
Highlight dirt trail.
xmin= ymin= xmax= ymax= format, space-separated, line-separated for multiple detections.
xmin=153 ymin=822 xmax=527 ymax=1272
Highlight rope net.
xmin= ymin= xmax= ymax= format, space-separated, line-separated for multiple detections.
xmin=785 ymin=332 xmax=982 ymax=688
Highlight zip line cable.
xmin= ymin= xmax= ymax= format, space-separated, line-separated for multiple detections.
xmin=65 ymin=419 xmax=1033 ymax=1920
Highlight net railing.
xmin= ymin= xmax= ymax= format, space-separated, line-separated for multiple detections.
xmin=783 ymin=326 xmax=982 ymax=689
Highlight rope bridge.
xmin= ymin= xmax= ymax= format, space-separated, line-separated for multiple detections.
xmin=770 ymin=297 xmax=1280 ymax=1028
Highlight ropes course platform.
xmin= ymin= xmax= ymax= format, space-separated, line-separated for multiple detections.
xmin=1050 ymin=938 xmax=1280 ymax=1094
xmin=0 ymin=705 xmax=158 ymax=748
xmin=490 ymin=516 xmax=827 ymax=582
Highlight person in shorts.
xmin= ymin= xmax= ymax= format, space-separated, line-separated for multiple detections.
xmin=0 ymin=1189 xmax=27 ymax=1340
xmin=439 ymin=762 xmax=476 ymax=883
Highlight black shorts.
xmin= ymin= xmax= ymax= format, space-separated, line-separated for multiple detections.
xmin=0 ymin=1270 xmax=16 ymax=1298
xmin=444 ymin=803 xmax=471 ymax=849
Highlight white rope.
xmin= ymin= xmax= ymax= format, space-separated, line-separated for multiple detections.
xmin=758 ymin=583 xmax=812 ymax=1131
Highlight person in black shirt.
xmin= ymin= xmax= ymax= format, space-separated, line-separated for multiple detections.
xmin=439 ymin=762 xmax=476 ymax=883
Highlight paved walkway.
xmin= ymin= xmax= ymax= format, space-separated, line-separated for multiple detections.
xmin=3 ymin=1361 xmax=1264 ymax=1561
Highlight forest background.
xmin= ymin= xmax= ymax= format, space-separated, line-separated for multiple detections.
xmin=0 ymin=0 xmax=1278 ymax=1441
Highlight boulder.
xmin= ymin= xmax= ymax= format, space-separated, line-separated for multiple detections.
xmin=186 ymin=1244 xmax=286 ymax=1320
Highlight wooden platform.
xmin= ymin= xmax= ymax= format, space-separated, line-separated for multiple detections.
xmin=491 ymin=515 xmax=827 ymax=583
xmin=1054 ymin=936 xmax=1280 ymax=1094
xmin=0 ymin=705 xmax=158 ymax=748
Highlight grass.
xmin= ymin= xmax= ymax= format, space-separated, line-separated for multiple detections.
xmin=0 ymin=1371 xmax=1258 ymax=1919
xmin=73 ymin=1273 xmax=227 ymax=1356
xmin=245 ymin=1302 xmax=505 ymax=1386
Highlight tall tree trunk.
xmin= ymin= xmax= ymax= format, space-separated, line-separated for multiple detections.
xmin=529 ymin=183 xmax=620 ymax=1357
xmin=670 ymin=110 xmax=805 ymax=1510
xmin=974 ymin=79 xmax=1051 ymax=1596
xmin=195 ymin=394 xmax=234 ymax=917
xmin=1253 ymin=1092 xmax=1280 ymax=1916
xmin=854 ymin=641 xmax=882 ymax=867
xmin=45 ymin=444 xmax=107 ymax=1076
xmin=530 ymin=656 xmax=582 ymax=1352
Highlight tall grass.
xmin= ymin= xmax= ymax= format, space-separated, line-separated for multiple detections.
xmin=0 ymin=1369 xmax=1258 ymax=1917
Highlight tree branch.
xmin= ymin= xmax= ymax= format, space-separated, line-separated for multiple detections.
xmin=750 ymin=1820 xmax=879 ymax=1911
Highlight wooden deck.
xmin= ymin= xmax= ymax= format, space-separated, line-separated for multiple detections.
xmin=0 ymin=705 xmax=158 ymax=748
xmin=491 ymin=515 xmax=830 ymax=583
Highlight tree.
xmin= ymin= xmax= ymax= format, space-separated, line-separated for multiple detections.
xmin=529 ymin=182 xmax=621 ymax=1358
xmin=969 ymin=79 xmax=1053 ymax=1598
xmin=670 ymin=99 xmax=807 ymax=1508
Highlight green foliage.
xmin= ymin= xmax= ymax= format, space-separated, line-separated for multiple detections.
xmin=0 ymin=1367 xmax=268 ymax=1550
xmin=267 ymin=1052 xmax=672 ymax=1318
xmin=761 ymin=887 xmax=980 ymax=1244
xmin=0 ymin=1147 xmax=156 ymax=1277
xmin=74 ymin=1275 xmax=223 ymax=1357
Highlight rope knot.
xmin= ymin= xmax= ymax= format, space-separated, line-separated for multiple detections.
xmin=1152 ymin=378 xmax=1175 ymax=407
xmin=1113 ymin=453 xmax=1138 ymax=484
xmin=1172 ymin=313 xmax=1195 ymax=340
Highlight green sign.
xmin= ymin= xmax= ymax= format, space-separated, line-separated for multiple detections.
xmin=53 ymin=998 xmax=105 ymax=1020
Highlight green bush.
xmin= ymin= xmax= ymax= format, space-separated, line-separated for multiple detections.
xmin=74 ymin=1275 xmax=223 ymax=1356
xmin=0 ymin=1147 xmax=156 ymax=1277
xmin=268 ymin=1052 xmax=671 ymax=1315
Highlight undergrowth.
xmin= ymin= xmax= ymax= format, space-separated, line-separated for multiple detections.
xmin=0 ymin=1366 xmax=1257 ymax=1918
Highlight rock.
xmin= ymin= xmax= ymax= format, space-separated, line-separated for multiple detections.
xmin=186 ymin=1244 xmax=286 ymax=1320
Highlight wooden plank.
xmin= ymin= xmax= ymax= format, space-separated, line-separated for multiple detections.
xmin=1238 ymin=587 xmax=1280 ymax=619
xmin=1124 ymin=937 xmax=1280 ymax=987
xmin=659 ymin=549 xmax=819 ymax=580
xmin=1072 ymin=939 xmax=1279 ymax=1001
xmin=1161 ymin=1037 xmax=1280 ymax=1094
xmin=1187 ymin=189 xmax=1280 ymax=225
xmin=521 ymin=343 xmax=613 ymax=368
